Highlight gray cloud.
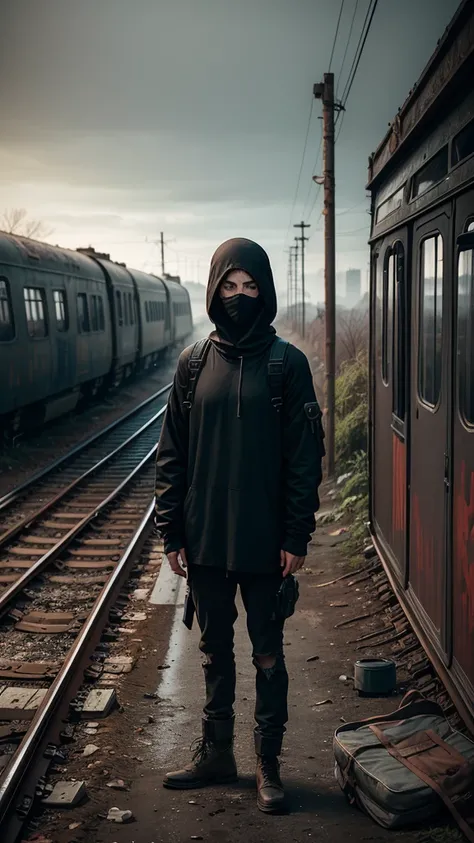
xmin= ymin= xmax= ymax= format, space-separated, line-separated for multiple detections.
xmin=1 ymin=0 xmax=460 ymax=302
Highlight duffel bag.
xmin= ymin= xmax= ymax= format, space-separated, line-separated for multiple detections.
xmin=333 ymin=689 xmax=474 ymax=839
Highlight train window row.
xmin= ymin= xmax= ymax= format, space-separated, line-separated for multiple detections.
xmin=115 ymin=290 xmax=136 ymax=327
xmin=0 ymin=281 xmax=108 ymax=341
xmin=379 ymin=218 xmax=474 ymax=428
xmin=145 ymin=300 xmax=165 ymax=322
xmin=174 ymin=302 xmax=188 ymax=316
xmin=77 ymin=293 xmax=105 ymax=334
xmin=375 ymin=117 xmax=474 ymax=223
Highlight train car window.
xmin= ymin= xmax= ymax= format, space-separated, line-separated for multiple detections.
xmin=98 ymin=296 xmax=105 ymax=330
xmin=77 ymin=293 xmax=90 ymax=333
xmin=53 ymin=290 xmax=68 ymax=332
xmin=0 ymin=278 xmax=15 ymax=341
xmin=128 ymin=293 xmax=134 ymax=324
xmin=452 ymin=117 xmax=474 ymax=167
xmin=375 ymin=185 xmax=404 ymax=224
xmin=90 ymin=295 xmax=99 ymax=331
xmin=419 ymin=234 xmax=443 ymax=407
xmin=115 ymin=290 xmax=123 ymax=327
xmin=24 ymin=287 xmax=48 ymax=338
xmin=412 ymin=146 xmax=448 ymax=199
xmin=458 ymin=220 xmax=474 ymax=425
xmin=392 ymin=243 xmax=406 ymax=421
xmin=381 ymin=250 xmax=394 ymax=385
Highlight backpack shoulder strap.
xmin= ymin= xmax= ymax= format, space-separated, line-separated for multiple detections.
xmin=183 ymin=338 xmax=211 ymax=410
xmin=268 ymin=337 xmax=289 ymax=412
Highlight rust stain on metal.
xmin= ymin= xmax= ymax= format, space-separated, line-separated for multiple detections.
xmin=411 ymin=493 xmax=441 ymax=630
xmin=392 ymin=434 xmax=406 ymax=534
xmin=453 ymin=460 xmax=474 ymax=684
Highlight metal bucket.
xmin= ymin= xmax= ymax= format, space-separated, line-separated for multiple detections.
xmin=353 ymin=658 xmax=396 ymax=695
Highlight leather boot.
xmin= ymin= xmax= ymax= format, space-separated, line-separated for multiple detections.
xmin=256 ymin=755 xmax=285 ymax=813
xmin=163 ymin=718 xmax=237 ymax=789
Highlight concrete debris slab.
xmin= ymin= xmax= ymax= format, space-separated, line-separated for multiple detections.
xmin=131 ymin=589 xmax=149 ymax=600
xmin=122 ymin=612 xmax=147 ymax=622
xmin=42 ymin=780 xmax=86 ymax=807
xmin=0 ymin=687 xmax=47 ymax=720
xmin=103 ymin=655 xmax=135 ymax=674
xmin=83 ymin=743 xmax=99 ymax=756
xmin=107 ymin=807 xmax=134 ymax=823
xmin=82 ymin=688 xmax=116 ymax=717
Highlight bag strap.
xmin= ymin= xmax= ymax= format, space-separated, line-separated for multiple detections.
xmin=268 ymin=337 xmax=289 ymax=412
xmin=183 ymin=338 xmax=211 ymax=410
xmin=370 ymin=723 xmax=474 ymax=842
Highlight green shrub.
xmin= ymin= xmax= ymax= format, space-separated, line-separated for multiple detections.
xmin=335 ymin=352 xmax=368 ymax=470
xmin=335 ymin=356 xmax=369 ymax=553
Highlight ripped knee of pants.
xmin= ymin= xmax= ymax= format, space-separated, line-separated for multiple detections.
xmin=253 ymin=650 xmax=285 ymax=680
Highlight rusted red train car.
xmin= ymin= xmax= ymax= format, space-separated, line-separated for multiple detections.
xmin=368 ymin=0 xmax=474 ymax=725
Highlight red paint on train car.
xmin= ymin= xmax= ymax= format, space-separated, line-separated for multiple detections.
xmin=392 ymin=434 xmax=406 ymax=534
xmin=453 ymin=460 xmax=474 ymax=680
xmin=411 ymin=492 xmax=442 ymax=629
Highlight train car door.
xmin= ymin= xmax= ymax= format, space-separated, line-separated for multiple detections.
xmin=451 ymin=189 xmax=474 ymax=697
xmin=371 ymin=228 xmax=409 ymax=581
xmin=409 ymin=204 xmax=451 ymax=655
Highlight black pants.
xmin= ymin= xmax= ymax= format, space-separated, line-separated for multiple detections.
xmin=188 ymin=564 xmax=289 ymax=757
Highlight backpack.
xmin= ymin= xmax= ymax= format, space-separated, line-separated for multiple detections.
xmin=182 ymin=336 xmax=289 ymax=413
xmin=334 ymin=689 xmax=474 ymax=839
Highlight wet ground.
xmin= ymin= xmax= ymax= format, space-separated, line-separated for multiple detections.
xmin=36 ymin=486 xmax=454 ymax=843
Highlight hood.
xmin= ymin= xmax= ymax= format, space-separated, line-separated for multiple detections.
xmin=206 ymin=239 xmax=277 ymax=353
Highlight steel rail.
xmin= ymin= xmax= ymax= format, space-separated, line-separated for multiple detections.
xmin=0 ymin=480 xmax=156 ymax=835
xmin=0 ymin=405 xmax=166 ymax=616
xmin=0 ymin=393 xmax=170 ymax=550
xmin=0 ymin=381 xmax=172 ymax=512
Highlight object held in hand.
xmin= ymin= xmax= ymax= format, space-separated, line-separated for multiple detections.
xmin=276 ymin=574 xmax=299 ymax=619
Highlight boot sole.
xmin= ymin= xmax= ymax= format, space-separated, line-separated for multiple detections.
xmin=257 ymin=795 xmax=286 ymax=814
xmin=163 ymin=773 xmax=238 ymax=790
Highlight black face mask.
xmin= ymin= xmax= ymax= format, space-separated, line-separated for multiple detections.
xmin=221 ymin=294 xmax=262 ymax=335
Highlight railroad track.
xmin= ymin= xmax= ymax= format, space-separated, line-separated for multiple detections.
xmin=0 ymin=393 xmax=170 ymax=842
xmin=0 ymin=382 xmax=172 ymax=539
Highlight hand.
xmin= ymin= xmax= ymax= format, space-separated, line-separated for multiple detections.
xmin=167 ymin=547 xmax=188 ymax=577
xmin=280 ymin=550 xmax=305 ymax=578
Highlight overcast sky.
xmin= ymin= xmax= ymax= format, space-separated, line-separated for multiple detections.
xmin=1 ymin=0 xmax=460 ymax=304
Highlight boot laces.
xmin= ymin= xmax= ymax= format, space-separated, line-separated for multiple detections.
xmin=259 ymin=756 xmax=280 ymax=786
xmin=190 ymin=737 xmax=211 ymax=766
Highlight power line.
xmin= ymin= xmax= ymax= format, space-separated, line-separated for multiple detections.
xmin=338 ymin=0 xmax=374 ymax=107
xmin=335 ymin=0 xmax=360 ymax=98
xmin=335 ymin=0 xmax=379 ymax=144
xmin=283 ymin=98 xmax=314 ymax=248
xmin=301 ymin=121 xmax=323 ymax=220
xmin=341 ymin=0 xmax=379 ymax=108
xmin=328 ymin=0 xmax=346 ymax=73
xmin=284 ymin=0 xmax=348 ymax=244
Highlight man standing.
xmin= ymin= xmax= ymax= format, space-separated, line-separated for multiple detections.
xmin=155 ymin=238 xmax=324 ymax=813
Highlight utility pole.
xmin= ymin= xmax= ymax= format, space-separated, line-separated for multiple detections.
xmin=286 ymin=248 xmax=293 ymax=322
xmin=160 ymin=232 xmax=165 ymax=275
xmin=293 ymin=238 xmax=299 ymax=333
xmin=294 ymin=221 xmax=310 ymax=338
xmin=314 ymin=72 xmax=336 ymax=477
